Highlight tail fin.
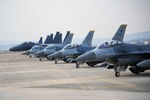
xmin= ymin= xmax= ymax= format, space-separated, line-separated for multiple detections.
xmin=112 ymin=24 xmax=127 ymax=42
xmin=63 ymin=31 xmax=70 ymax=43
xmin=53 ymin=32 xmax=62 ymax=43
xmin=58 ymin=33 xmax=62 ymax=43
xmin=38 ymin=37 xmax=43 ymax=44
xmin=47 ymin=34 xmax=53 ymax=44
xmin=63 ymin=33 xmax=74 ymax=44
xmin=44 ymin=35 xmax=50 ymax=44
xmin=81 ymin=30 xmax=94 ymax=46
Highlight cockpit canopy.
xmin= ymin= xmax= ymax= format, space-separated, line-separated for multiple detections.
xmin=97 ymin=40 xmax=122 ymax=49
xmin=31 ymin=45 xmax=43 ymax=50
xmin=45 ymin=44 xmax=56 ymax=49
xmin=64 ymin=44 xmax=79 ymax=49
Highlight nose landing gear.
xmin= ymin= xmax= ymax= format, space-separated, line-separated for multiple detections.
xmin=55 ymin=59 xmax=58 ymax=64
xmin=114 ymin=65 xmax=127 ymax=77
xmin=114 ymin=66 xmax=120 ymax=77
xmin=39 ymin=57 xmax=42 ymax=61
xmin=115 ymin=71 xmax=120 ymax=77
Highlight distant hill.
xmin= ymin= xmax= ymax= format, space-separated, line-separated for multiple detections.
xmin=90 ymin=31 xmax=150 ymax=45
xmin=0 ymin=31 xmax=150 ymax=50
xmin=124 ymin=31 xmax=150 ymax=41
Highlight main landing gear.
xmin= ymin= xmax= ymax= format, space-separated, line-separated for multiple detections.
xmin=114 ymin=66 xmax=120 ymax=77
xmin=55 ymin=59 xmax=58 ymax=64
xmin=114 ymin=65 xmax=127 ymax=77
xmin=29 ymin=55 xmax=32 ymax=58
xmin=39 ymin=57 xmax=42 ymax=61
xmin=76 ymin=61 xmax=80 ymax=68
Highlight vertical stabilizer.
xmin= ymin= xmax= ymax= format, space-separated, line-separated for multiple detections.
xmin=63 ymin=31 xmax=70 ymax=43
xmin=63 ymin=33 xmax=74 ymax=44
xmin=112 ymin=24 xmax=127 ymax=42
xmin=47 ymin=34 xmax=53 ymax=44
xmin=38 ymin=37 xmax=43 ymax=44
xmin=81 ymin=30 xmax=95 ymax=46
xmin=53 ymin=32 xmax=62 ymax=43
xmin=44 ymin=35 xmax=50 ymax=44
xmin=58 ymin=33 xmax=62 ymax=43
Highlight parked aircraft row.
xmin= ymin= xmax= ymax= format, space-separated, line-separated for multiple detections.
xmin=10 ymin=24 xmax=150 ymax=77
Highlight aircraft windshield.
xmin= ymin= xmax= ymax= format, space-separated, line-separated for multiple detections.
xmin=46 ymin=44 xmax=56 ymax=49
xmin=31 ymin=46 xmax=41 ymax=50
xmin=64 ymin=44 xmax=79 ymax=49
xmin=97 ymin=40 xmax=122 ymax=49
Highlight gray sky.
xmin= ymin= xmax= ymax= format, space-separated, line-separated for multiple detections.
xmin=0 ymin=0 xmax=150 ymax=43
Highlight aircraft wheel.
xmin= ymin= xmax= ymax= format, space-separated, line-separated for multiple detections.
xmin=39 ymin=57 xmax=42 ymax=61
xmin=76 ymin=62 xmax=80 ymax=68
xmin=29 ymin=55 xmax=31 ymax=58
xmin=55 ymin=60 xmax=58 ymax=64
xmin=115 ymin=72 xmax=120 ymax=77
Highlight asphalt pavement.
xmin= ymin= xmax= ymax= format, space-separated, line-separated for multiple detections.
xmin=0 ymin=52 xmax=150 ymax=100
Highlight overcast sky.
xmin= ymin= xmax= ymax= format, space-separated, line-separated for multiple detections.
xmin=0 ymin=0 xmax=150 ymax=43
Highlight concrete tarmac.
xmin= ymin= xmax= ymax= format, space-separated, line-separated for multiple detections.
xmin=0 ymin=52 xmax=150 ymax=100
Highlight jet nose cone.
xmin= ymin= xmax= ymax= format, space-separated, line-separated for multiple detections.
xmin=35 ymin=51 xmax=44 ymax=56
xmin=9 ymin=46 xmax=17 ymax=51
xmin=76 ymin=51 xmax=96 ymax=62
xmin=48 ymin=51 xmax=62 ymax=59
xmin=9 ymin=47 xmax=13 ymax=51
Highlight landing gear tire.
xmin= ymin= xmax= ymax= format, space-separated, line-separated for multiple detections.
xmin=76 ymin=62 xmax=80 ymax=68
xmin=115 ymin=72 xmax=120 ymax=77
xmin=55 ymin=59 xmax=58 ymax=64
xmin=114 ymin=66 xmax=120 ymax=77
xmin=29 ymin=55 xmax=31 ymax=58
xmin=39 ymin=57 xmax=42 ymax=61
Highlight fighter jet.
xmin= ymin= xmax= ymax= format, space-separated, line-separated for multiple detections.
xmin=35 ymin=31 xmax=73 ymax=61
xmin=76 ymin=24 xmax=150 ymax=77
xmin=23 ymin=32 xmax=62 ymax=57
xmin=9 ymin=37 xmax=43 ymax=51
xmin=22 ymin=35 xmax=53 ymax=56
xmin=75 ymin=24 xmax=127 ymax=68
xmin=48 ymin=30 xmax=95 ymax=64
